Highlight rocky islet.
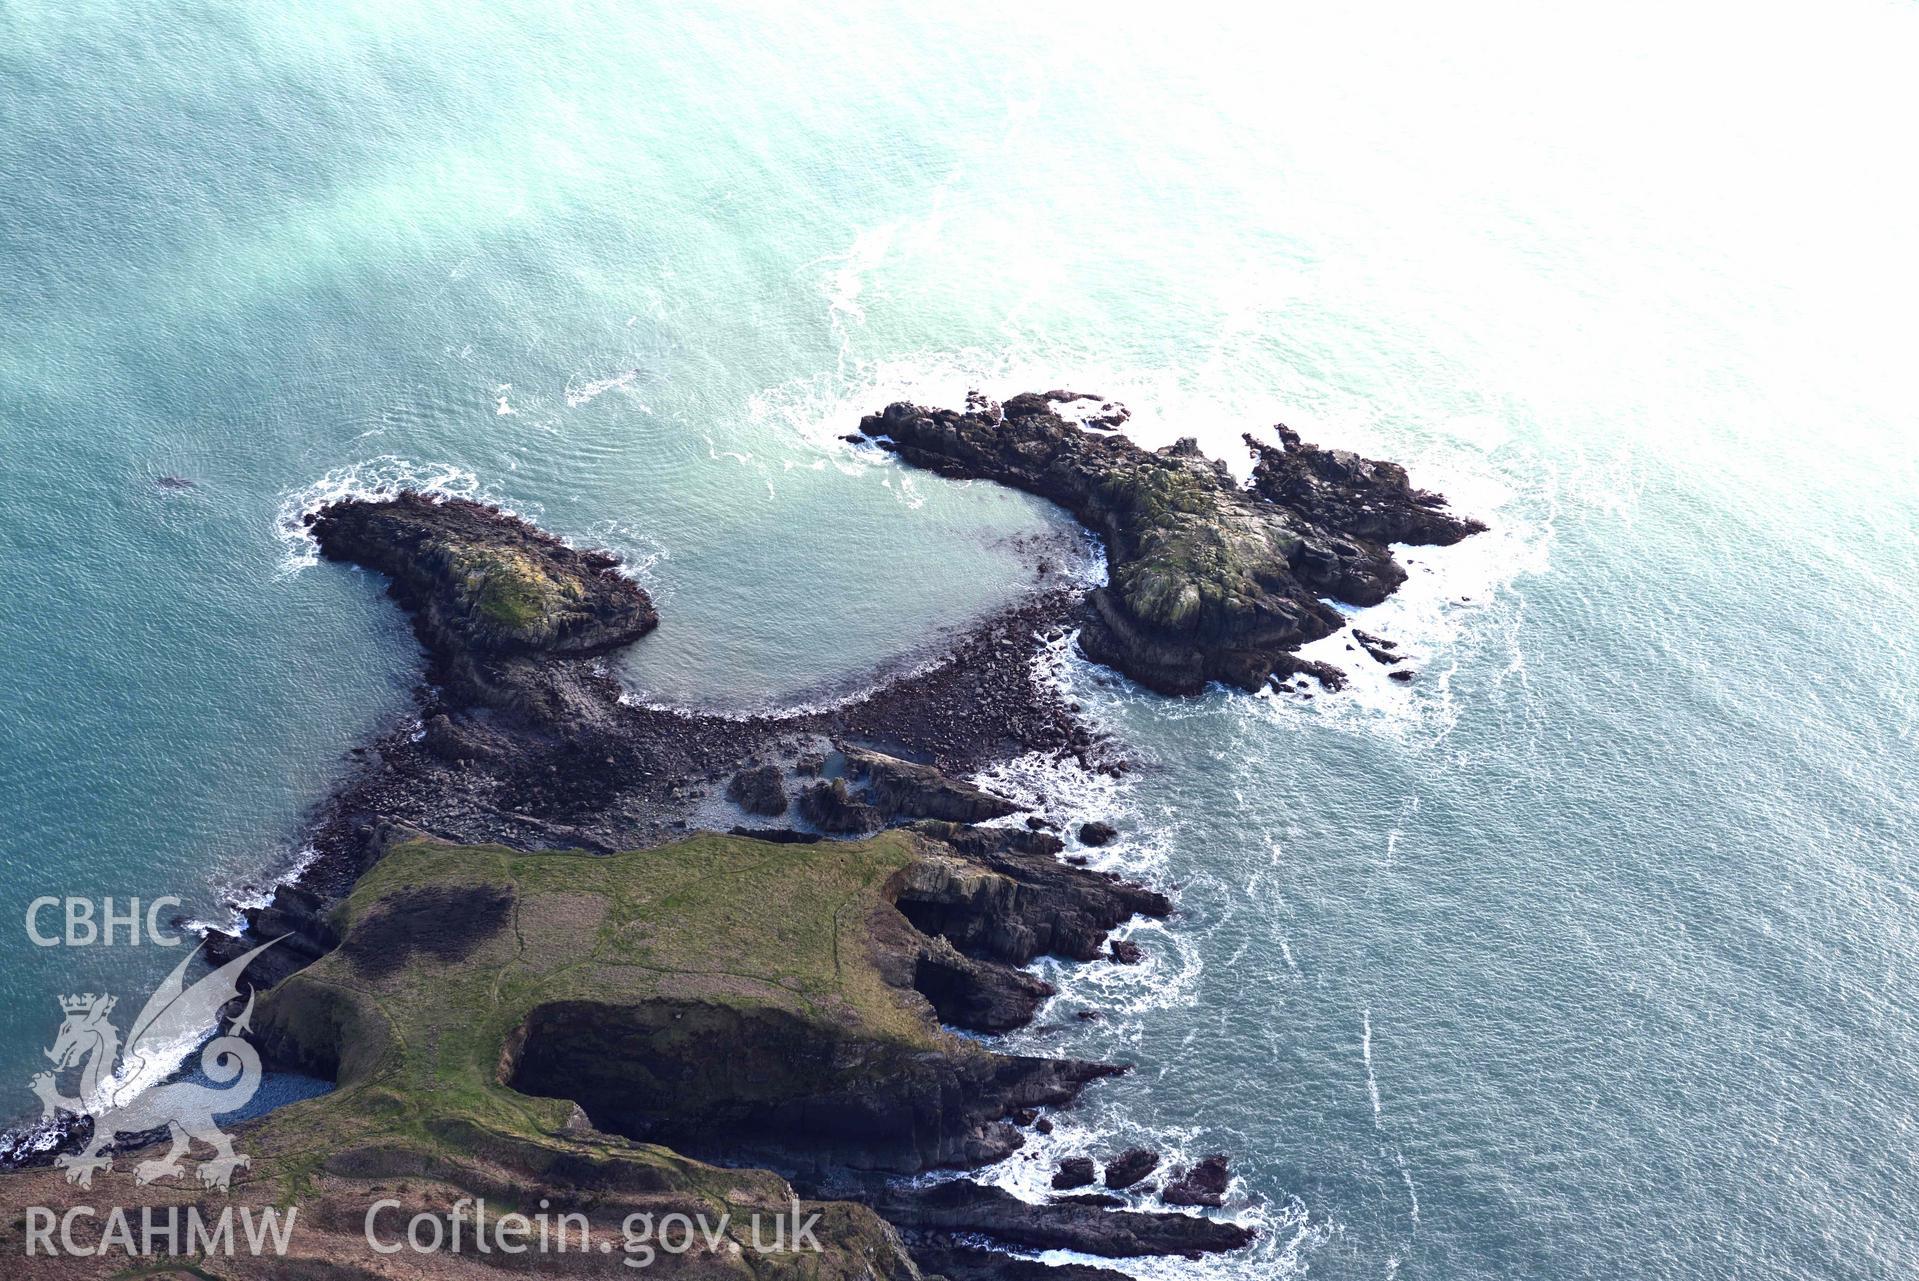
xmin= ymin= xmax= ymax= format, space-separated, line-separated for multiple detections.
xmin=2 ymin=393 xmax=1478 ymax=1278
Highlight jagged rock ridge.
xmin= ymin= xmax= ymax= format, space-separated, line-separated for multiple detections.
xmin=860 ymin=390 xmax=1483 ymax=693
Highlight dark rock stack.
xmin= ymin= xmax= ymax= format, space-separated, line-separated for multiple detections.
xmin=873 ymin=1180 xmax=1252 ymax=1261
xmin=797 ymin=778 xmax=881 ymax=833
xmin=726 ymin=762 xmax=788 ymax=815
xmin=1054 ymin=1156 xmax=1099 ymax=1189
xmin=1104 ymin=1148 xmax=1161 ymax=1189
xmin=1163 ymin=1153 xmax=1232 ymax=1207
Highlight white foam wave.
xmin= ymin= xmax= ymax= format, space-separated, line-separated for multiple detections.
xmin=180 ymin=845 xmax=326 ymax=941
xmin=1360 ymin=1009 xmax=1422 ymax=1230
xmin=959 ymin=741 xmax=1315 ymax=1277
xmin=704 ymin=435 xmax=753 ymax=466
xmin=273 ymin=456 xmax=511 ymax=576
xmin=1362 ymin=1008 xmax=1382 ymax=1123
xmin=83 ymin=1022 xmax=209 ymax=1118
xmin=1398 ymin=1153 xmax=1422 ymax=1227
xmin=579 ymin=518 xmax=669 ymax=589
xmin=820 ymin=223 xmax=895 ymax=330
xmin=948 ymin=1101 xmax=1313 ymax=1278
xmin=564 ymin=368 xmax=648 ymax=410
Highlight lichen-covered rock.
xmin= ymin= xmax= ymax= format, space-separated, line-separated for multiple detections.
xmin=305 ymin=493 xmax=656 ymax=658
xmin=860 ymin=392 xmax=1482 ymax=694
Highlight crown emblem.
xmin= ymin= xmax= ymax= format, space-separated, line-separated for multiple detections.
xmin=59 ymin=993 xmax=114 ymax=1016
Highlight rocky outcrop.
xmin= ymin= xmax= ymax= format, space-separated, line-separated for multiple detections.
xmin=843 ymin=745 xmax=1022 ymax=823
xmin=1352 ymin=628 xmax=1404 ymax=666
xmin=1162 ymin=1153 xmax=1232 ymax=1207
xmin=1244 ymin=426 xmax=1483 ymax=558
xmin=894 ymin=822 xmax=1170 ymax=966
xmin=912 ymin=1244 xmax=1136 ymax=1281
xmin=1103 ymin=1148 xmax=1161 ymax=1189
xmin=797 ymin=778 xmax=882 ymax=833
xmin=508 ymin=996 xmax=1114 ymax=1175
xmin=304 ymin=494 xmax=656 ymax=719
xmin=1079 ymin=820 xmax=1119 ymax=846
xmin=911 ymin=936 xmax=1058 ymax=1033
xmin=202 ymin=880 xmax=338 ymax=986
xmin=871 ymin=1180 xmax=1253 ymax=1259
xmin=860 ymin=392 xmax=1482 ymax=694
xmin=1053 ymin=1156 xmax=1098 ymax=1190
xmin=726 ymin=762 xmax=789 ymax=815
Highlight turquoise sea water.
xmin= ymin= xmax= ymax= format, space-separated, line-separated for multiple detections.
xmin=2 ymin=2 xmax=1915 ymax=1276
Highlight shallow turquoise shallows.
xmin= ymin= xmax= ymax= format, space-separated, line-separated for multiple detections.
xmin=1 ymin=2 xmax=1915 ymax=1277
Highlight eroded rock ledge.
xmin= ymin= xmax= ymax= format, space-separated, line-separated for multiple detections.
xmin=860 ymin=390 xmax=1483 ymax=693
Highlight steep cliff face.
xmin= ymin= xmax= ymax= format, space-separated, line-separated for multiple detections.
xmin=199 ymin=830 xmax=1222 ymax=1273
xmin=7 ymin=836 xmax=936 ymax=1278
xmin=247 ymin=829 xmax=1141 ymax=1177
xmin=508 ymin=999 xmax=1111 ymax=1173
xmin=860 ymin=392 xmax=1483 ymax=693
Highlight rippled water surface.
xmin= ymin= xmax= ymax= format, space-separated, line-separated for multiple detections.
xmin=2 ymin=2 xmax=1915 ymax=1276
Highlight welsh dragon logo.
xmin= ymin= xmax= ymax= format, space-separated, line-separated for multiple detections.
xmin=29 ymin=940 xmax=278 ymax=1189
